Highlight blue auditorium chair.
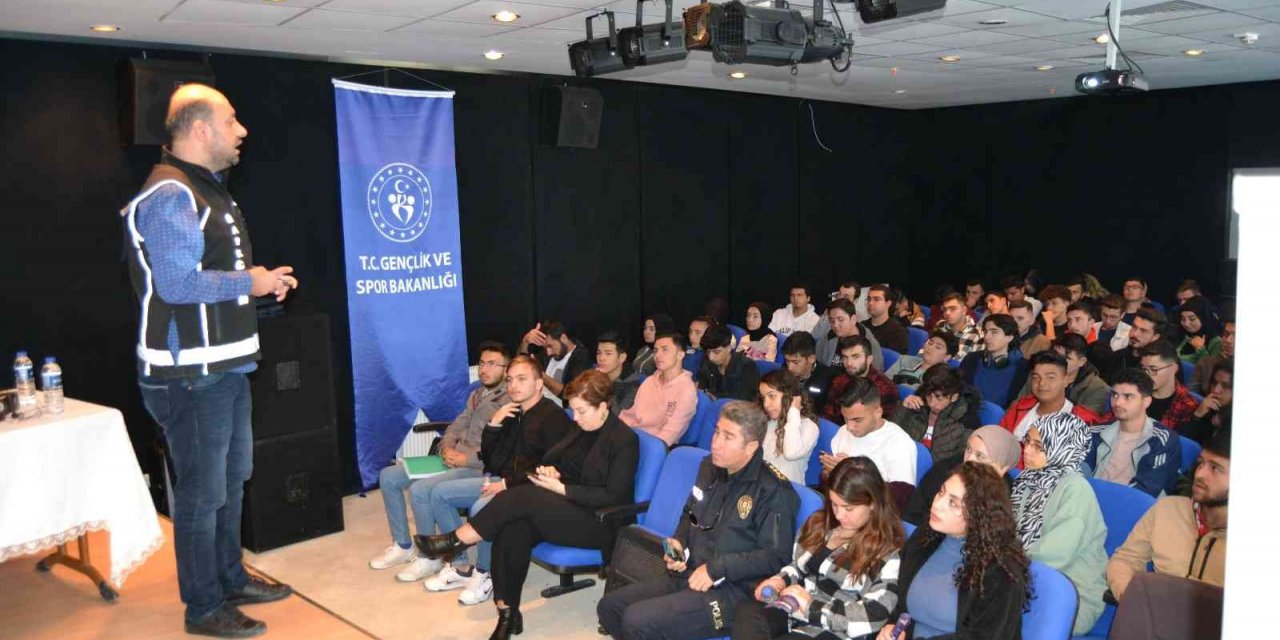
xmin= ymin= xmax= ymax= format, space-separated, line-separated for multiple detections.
xmin=881 ymin=348 xmax=901 ymax=373
xmin=1074 ymin=478 xmax=1158 ymax=639
xmin=907 ymin=327 xmax=928 ymax=355
xmin=773 ymin=333 xmax=788 ymax=364
xmin=755 ymin=360 xmax=781 ymax=376
xmin=677 ymin=391 xmax=717 ymax=448
xmin=978 ymin=400 xmax=1005 ymax=426
xmin=727 ymin=324 xmax=747 ymax=343
xmin=915 ymin=442 xmax=933 ymax=485
xmin=1180 ymin=438 xmax=1202 ymax=474
xmin=805 ymin=418 xmax=842 ymax=487
xmin=1025 ymin=561 xmax=1078 ymax=640
xmin=1180 ymin=360 xmax=1194 ymax=386
xmin=696 ymin=398 xmax=735 ymax=451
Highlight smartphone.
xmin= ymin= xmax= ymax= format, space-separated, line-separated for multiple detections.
xmin=662 ymin=538 xmax=684 ymax=563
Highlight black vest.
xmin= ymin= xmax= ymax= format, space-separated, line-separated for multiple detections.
xmin=122 ymin=150 xmax=260 ymax=378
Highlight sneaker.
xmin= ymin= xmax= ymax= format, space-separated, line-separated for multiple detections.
xmin=368 ymin=544 xmax=417 ymax=570
xmin=424 ymin=563 xmax=469 ymax=592
xmin=396 ymin=557 xmax=443 ymax=582
xmin=458 ymin=570 xmax=493 ymax=606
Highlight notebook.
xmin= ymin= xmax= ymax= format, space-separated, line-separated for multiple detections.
xmin=402 ymin=455 xmax=447 ymax=479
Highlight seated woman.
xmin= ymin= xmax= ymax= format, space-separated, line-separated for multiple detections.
xmin=415 ymin=370 xmax=639 ymax=640
xmin=757 ymin=369 xmax=820 ymax=484
xmin=1012 ymin=413 xmax=1108 ymax=635
xmin=894 ymin=365 xmax=980 ymax=463
xmin=1183 ymin=362 xmax=1232 ymax=446
xmin=903 ymin=425 xmax=1020 ymax=527
xmin=878 ymin=461 xmax=1029 ymax=640
xmin=738 ymin=302 xmax=780 ymax=362
xmin=633 ymin=313 xmax=676 ymax=376
xmin=1175 ymin=296 xmax=1222 ymax=364
xmin=734 ymin=456 xmax=905 ymax=640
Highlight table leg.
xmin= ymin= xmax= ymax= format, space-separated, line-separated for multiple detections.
xmin=34 ymin=534 xmax=119 ymax=602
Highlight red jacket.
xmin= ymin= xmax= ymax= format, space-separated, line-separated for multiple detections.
xmin=1159 ymin=384 xmax=1200 ymax=431
xmin=999 ymin=394 xmax=1106 ymax=434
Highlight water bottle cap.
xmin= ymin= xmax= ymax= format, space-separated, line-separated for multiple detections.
xmin=45 ymin=357 xmax=56 ymax=364
xmin=762 ymin=586 xmax=776 ymax=597
xmin=16 ymin=350 xmax=27 ymax=357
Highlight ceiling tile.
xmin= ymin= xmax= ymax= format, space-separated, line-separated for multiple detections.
xmin=858 ymin=21 xmax=972 ymax=41
xmin=974 ymin=36 xmax=1083 ymax=55
xmin=433 ymin=1 xmax=582 ymax=26
xmin=909 ymin=29 xmax=1028 ymax=49
xmin=996 ymin=19 xmax=1106 ymax=39
xmin=320 ymin=0 xmax=475 ymax=17
xmin=164 ymin=0 xmax=306 ymax=26
xmin=393 ymin=18 xmax=520 ymax=36
xmin=852 ymin=41 xmax=952 ymax=57
xmin=537 ymin=9 xmax=636 ymax=31
xmin=929 ymin=6 xmax=1065 ymax=29
xmin=1139 ymin=11 xmax=1270 ymax=35
xmin=283 ymin=9 xmax=422 ymax=30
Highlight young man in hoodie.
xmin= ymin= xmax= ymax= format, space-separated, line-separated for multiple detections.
xmin=767 ymin=284 xmax=821 ymax=337
xmin=620 ymin=332 xmax=698 ymax=446
xmin=695 ymin=324 xmax=761 ymax=402
xmin=1085 ymin=368 xmax=1183 ymax=497
xmin=958 ymin=314 xmax=1027 ymax=409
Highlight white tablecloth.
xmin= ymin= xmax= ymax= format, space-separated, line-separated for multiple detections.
xmin=0 ymin=399 xmax=164 ymax=588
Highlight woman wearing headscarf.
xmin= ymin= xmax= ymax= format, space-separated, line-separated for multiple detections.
xmin=632 ymin=313 xmax=675 ymax=376
xmin=1175 ymin=296 xmax=1223 ymax=364
xmin=1012 ymin=412 xmax=1108 ymax=635
xmin=903 ymin=425 xmax=1020 ymax=526
xmin=737 ymin=302 xmax=779 ymax=362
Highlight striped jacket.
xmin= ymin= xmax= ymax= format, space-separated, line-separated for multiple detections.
xmin=774 ymin=534 xmax=901 ymax=639
xmin=1084 ymin=417 xmax=1184 ymax=497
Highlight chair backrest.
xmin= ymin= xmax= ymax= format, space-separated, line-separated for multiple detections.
xmin=727 ymin=324 xmax=747 ymax=342
xmin=979 ymin=400 xmax=1005 ymax=426
xmin=678 ymin=390 xmax=717 ymax=447
xmin=791 ymin=483 xmax=824 ymax=534
xmin=920 ymin=306 xmax=932 ymax=322
xmin=806 ymin=418 xmax=842 ymax=486
xmin=642 ymin=447 xmax=710 ymax=537
xmin=1086 ymin=477 xmax=1157 ymax=555
xmin=897 ymin=383 xmax=916 ymax=401
xmin=696 ymin=398 xmax=735 ymax=450
xmin=947 ymin=358 xmax=961 ymax=368
xmin=902 ymin=520 xmax=916 ymax=537
xmin=756 ymin=360 xmax=781 ymax=376
xmin=632 ymin=431 xmax=669 ymax=526
xmin=915 ymin=442 xmax=933 ymax=484
xmin=774 ymin=333 xmax=788 ymax=364
xmin=907 ymin=327 xmax=929 ymax=355
xmin=683 ymin=350 xmax=703 ymax=375
xmin=1180 ymin=437 xmax=1202 ymax=474
xmin=1023 ymin=561 xmax=1078 ymax=640
xmin=881 ymin=348 xmax=901 ymax=372
xmin=1181 ymin=360 xmax=1195 ymax=385
xmin=1188 ymin=389 xmax=1204 ymax=404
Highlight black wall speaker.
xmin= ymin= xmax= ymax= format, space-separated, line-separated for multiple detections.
xmin=541 ymin=86 xmax=604 ymax=149
xmin=241 ymin=427 xmax=344 ymax=552
xmin=250 ymin=314 xmax=337 ymax=441
xmin=118 ymin=58 xmax=216 ymax=146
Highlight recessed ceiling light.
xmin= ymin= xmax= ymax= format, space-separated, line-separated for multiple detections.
xmin=1095 ymin=33 xmax=1111 ymax=44
xmin=493 ymin=10 xmax=519 ymax=23
xmin=978 ymin=19 xmax=1008 ymax=26
xmin=483 ymin=50 xmax=504 ymax=60
xmin=1035 ymin=64 xmax=1054 ymax=71
xmin=893 ymin=89 xmax=907 ymax=94
xmin=939 ymin=55 xmax=961 ymax=62
xmin=1183 ymin=49 xmax=1205 ymax=56
xmin=730 ymin=71 xmax=747 ymax=79
xmin=90 ymin=25 xmax=120 ymax=32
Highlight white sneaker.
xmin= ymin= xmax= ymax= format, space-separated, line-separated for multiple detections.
xmin=424 ymin=563 xmax=469 ymax=592
xmin=369 ymin=544 xmax=417 ymax=570
xmin=396 ymin=556 xmax=443 ymax=582
xmin=458 ymin=570 xmax=493 ymax=606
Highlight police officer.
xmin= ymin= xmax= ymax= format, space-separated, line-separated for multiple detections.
xmin=598 ymin=401 xmax=799 ymax=639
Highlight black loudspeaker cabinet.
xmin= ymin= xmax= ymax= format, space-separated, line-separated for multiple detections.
xmin=541 ymin=86 xmax=604 ymax=149
xmin=118 ymin=58 xmax=216 ymax=146
xmin=250 ymin=313 xmax=337 ymax=441
xmin=241 ymin=427 xmax=345 ymax=552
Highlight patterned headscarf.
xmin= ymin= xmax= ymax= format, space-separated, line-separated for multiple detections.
xmin=1010 ymin=412 xmax=1091 ymax=548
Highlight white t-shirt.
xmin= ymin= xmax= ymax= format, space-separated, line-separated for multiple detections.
xmin=546 ymin=346 xmax=574 ymax=383
xmin=769 ymin=304 xmax=821 ymax=336
xmin=1013 ymin=398 xmax=1075 ymax=440
xmin=828 ymin=420 xmax=918 ymax=485
xmin=763 ymin=408 xmax=820 ymax=484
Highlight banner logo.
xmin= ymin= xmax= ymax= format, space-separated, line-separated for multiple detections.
xmin=367 ymin=162 xmax=432 ymax=242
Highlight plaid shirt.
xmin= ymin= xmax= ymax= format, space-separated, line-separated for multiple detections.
xmin=1161 ymin=384 xmax=1201 ymax=431
xmin=935 ymin=316 xmax=985 ymax=360
xmin=822 ymin=367 xmax=900 ymax=422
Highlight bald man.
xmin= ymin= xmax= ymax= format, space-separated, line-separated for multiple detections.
xmin=122 ymin=84 xmax=294 ymax=638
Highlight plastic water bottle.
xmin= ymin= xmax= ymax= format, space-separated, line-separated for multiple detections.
xmin=41 ymin=357 xmax=64 ymax=415
xmin=761 ymin=585 xmax=800 ymax=614
xmin=13 ymin=351 xmax=38 ymax=418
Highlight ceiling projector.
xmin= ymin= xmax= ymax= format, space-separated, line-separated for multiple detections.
xmin=1075 ymin=69 xmax=1148 ymax=95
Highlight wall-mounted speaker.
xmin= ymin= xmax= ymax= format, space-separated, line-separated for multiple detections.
xmin=118 ymin=58 xmax=216 ymax=146
xmin=541 ymin=86 xmax=604 ymax=149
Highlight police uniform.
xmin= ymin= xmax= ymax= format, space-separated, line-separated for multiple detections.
xmin=598 ymin=449 xmax=799 ymax=639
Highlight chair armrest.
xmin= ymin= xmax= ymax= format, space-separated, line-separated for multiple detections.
xmin=413 ymin=421 xmax=451 ymax=433
xmin=1103 ymin=589 xmax=1118 ymax=606
xmin=595 ymin=501 xmax=650 ymax=525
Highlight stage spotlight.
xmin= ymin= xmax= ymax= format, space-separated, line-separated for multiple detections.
xmin=707 ymin=0 xmax=851 ymax=67
xmin=619 ymin=0 xmax=688 ymax=67
xmin=853 ymin=0 xmax=948 ymax=24
xmin=683 ymin=1 xmax=722 ymax=51
xmin=568 ymin=11 xmax=630 ymax=77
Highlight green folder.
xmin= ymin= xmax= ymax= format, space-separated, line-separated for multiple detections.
xmin=403 ymin=455 xmax=447 ymax=479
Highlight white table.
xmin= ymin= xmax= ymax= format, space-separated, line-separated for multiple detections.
xmin=0 ymin=398 xmax=164 ymax=601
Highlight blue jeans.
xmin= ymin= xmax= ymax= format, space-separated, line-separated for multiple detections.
xmin=139 ymin=372 xmax=252 ymax=621
xmin=430 ymin=477 xmax=493 ymax=572
xmin=378 ymin=464 xmax=480 ymax=562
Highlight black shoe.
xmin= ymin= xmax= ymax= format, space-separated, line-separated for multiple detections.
xmin=225 ymin=577 xmax=293 ymax=606
xmin=489 ymin=606 xmax=523 ymax=640
xmin=184 ymin=604 xmax=266 ymax=638
xmin=414 ymin=531 xmax=472 ymax=560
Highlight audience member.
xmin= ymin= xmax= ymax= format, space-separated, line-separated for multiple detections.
xmin=633 ymin=313 xmax=676 ymax=376
xmin=894 ymin=365 xmax=978 ymax=463
xmin=415 ymin=370 xmax=638 ymax=640
xmin=1183 ymin=362 xmax=1233 ymax=447
xmin=598 ymin=402 xmax=800 ymax=639
xmin=959 ymin=314 xmax=1028 ymax=409
xmin=983 ymin=289 xmax=1009 ymax=318
xmin=781 ymin=331 xmax=836 ymax=411
xmin=1173 ymin=279 xmax=1204 ymax=307
xmin=822 ymin=336 xmax=900 ymax=422
xmin=1000 ymin=351 xmax=1104 ymax=439
xmin=886 ymin=330 xmax=957 ymax=389
xmin=1175 ymin=296 xmax=1223 ymax=364
xmin=737 ymin=302 xmax=779 ymax=362
xmin=1080 ymin=273 xmax=1111 ymax=300
xmin=1064 ymin=301 xmax=1096 ymax=342
xmin=596 ymin=330 xmax=643 ymax=412
xmin=735 ymin=457 xmax=904 ymax=640
xmin=933 ymin=292 xmax=984 ymax=361
xmin=964 ymin=278 xmax=986 ymax=316
xmin=1120 ymin=277 xmax=1153 ymax=324
xmin=769 ymin=284 xmax=822 ymax=337
xmin=518 ymin=320 xmax=591 ymax=397
xmin=822 ymin=378 xmax=917 ymax=486
xmin=756 ymin=370 xmax=820 ymax=483
xmin=1052 ymin=334 xmax=1111 ymax=416
xmin=893 ymin=294 xmax=927 ymax=328
xmin=1191 ymin=319 xmax=1234 ymax=395
xmin=1092 ymin=294 xmax=1132 ymax=353
xmin=1011 ymin=413 xmax=1108 ymax=634
xmin=1066 ymin=275 xmax=1087 ymax=303
xmin=1002 ymin=274 xmax=1043 ymax=317
xmin=1037 ymin=284 xmax=1072 ymax=340
xmin=924 ymin=285 xmax=977 ymax=332
xmin=1009 ymin=300 xmax=1050 ymax=359
xmin=688 ymin=316 xmax=714 ymax=356
xmin=1084 ymin=368 xmax=1183 ymax=497
xmin=879 ymin=462 xmax=1029 ymax=640
xmin=903 ymin=426 xmax=1020 ymax=526
xmin=1106 ymin=429 xmax=1229 ymax=600
xmin=698 ymin=324 xmax=762 ymax=401
xmin=620 ymin=332 xmax=698 ymax=446
xmin=865 ymin=284 xmax=909 ymax=353
xmin=370 ymin=342 xmax=511 ymax=584
xmin=1140 ymin=340 xmax=1199 ymax=431
xmin=815 ymin=299 xmax=884 ymax=371
xmin=1100 ymin=307 xmax=1166 ymax=384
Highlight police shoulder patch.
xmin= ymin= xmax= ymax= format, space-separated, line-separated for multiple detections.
xmin=765 ymin=462 xmax=788 ymax=482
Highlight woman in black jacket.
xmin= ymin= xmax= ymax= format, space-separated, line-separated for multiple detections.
xmin=877 ymin=462 xmax=1029 ymax=640
xmin=416 ymin=370 xmax=639 ymax=640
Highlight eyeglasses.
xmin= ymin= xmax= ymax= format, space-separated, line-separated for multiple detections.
xmin=478 ymin=360 xmax=508 ymax=369
xmin=1140 ymin=364 xmax=1175 ymax=375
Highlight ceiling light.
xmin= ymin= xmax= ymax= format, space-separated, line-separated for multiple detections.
xmin=893 ymin=89 xmax=907 ymax=94
xmin=939 ymin=55 xmax=961 ymax=62
xmin=978 ymin=19 xmax=1008 ymax=26
xmin=1035 ymin=64 xmax=1054 ymax=71
xmin=493 ymin=10 xmax=519 ymax=23
xmin=1095 ymin=33 xmax=1110 ymax=44
xmin=90 ymin=25 xmax=120 ymax=32
xmin=1183 ymin=49 xmax=1204 ymax=56
xmin=730 ymin=71 xmax=747 ymax=79
xmin=483 ymin=50 xmax=504 ymax=60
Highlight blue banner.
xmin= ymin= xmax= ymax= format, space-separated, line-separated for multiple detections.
xmin=333 ymin=79 xmax=469 ymax=488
